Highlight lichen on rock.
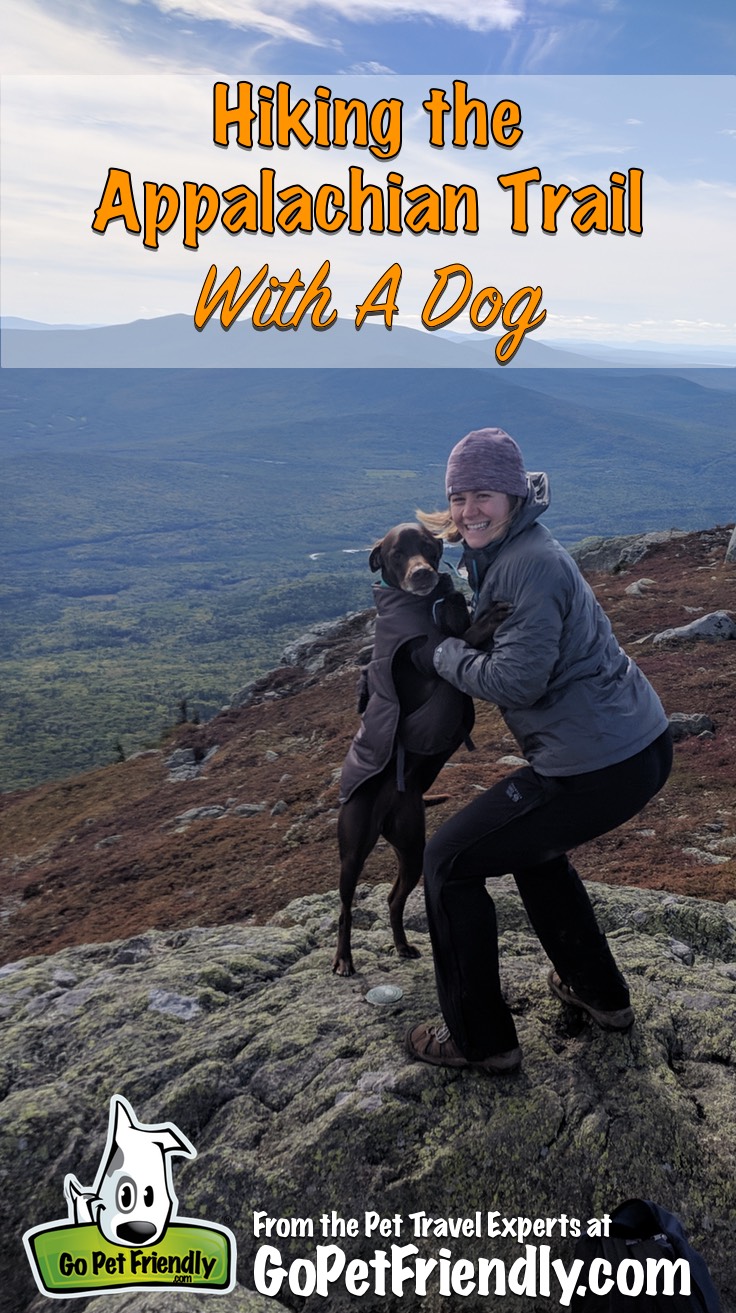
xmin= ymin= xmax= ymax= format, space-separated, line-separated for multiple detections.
xmin=4 ymin=881 xmax=736 ymax=1312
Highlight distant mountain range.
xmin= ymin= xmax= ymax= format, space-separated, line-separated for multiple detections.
xmin=2 ymin=315 xmax=733 ymax=369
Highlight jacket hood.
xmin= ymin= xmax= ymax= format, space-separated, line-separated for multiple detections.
xmin=461 ymin=471 xmax=549 ymax=584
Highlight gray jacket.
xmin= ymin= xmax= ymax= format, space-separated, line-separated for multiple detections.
xmin=434 ymin=473 xmax=669 ymax=777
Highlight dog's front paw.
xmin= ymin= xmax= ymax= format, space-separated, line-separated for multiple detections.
xmin=434 ymin=592 xmax=471 ymax=638
xmin=332 ymin=952 xmax=356 ymax=977
xmin=396 ymin=942 xmax=421 ymax=961
xmin=464 ymin=601 xmax=512 ymax=649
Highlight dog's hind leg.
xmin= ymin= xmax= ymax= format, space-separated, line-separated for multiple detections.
xmin=333 ymin=790 xmax=384 ymax=977
xmin=382 ymin=790 xmax=426 ymax=961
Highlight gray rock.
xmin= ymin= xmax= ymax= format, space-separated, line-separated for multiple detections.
xmin=682 ymin=847 xmax=732 ymax=866
xmin=95 ymin=834 xmax=122 ymax=849
xmin=148 ymin=988 xmax=202 ymax=1020
xmin=653 ymin=611 xmax=736 ymax=644
xmin=167 ymin=765 xmax=203 ymax=783
xmin=668 ymin=712 xmax=717 ymax=742
xmin=711 ymin=836 xmax=736 ymax=856
xmin=4 ymin=881 xmax=736 ymax=1312
xmin=669 ymin=938 xmax=695 ymax=965
xmin=624 ymin=577 xmax=656 ymax=597
xmin=166 ymin=748 xmax=198 ymax=769
xmin=230 ymin=681 xmax=257 ymax=709
xmin=176 ymin=806 xmax=227 ymax=822
xmin=167 ymin=746 xmax=219 ymax=783
xmin=113 ymin=937 xmax=153 ymax=965
xmin=726 ymin=525 xmax=736 ymax=563
xmin=280 ymin=614 xmax=355 ymax=656
xmin=569 ymin=530 xmax=688 ymax=575
xmin=230 ymin=615 xmax=375 ymax=707
xmin=232 ymin=803 xmax=267 ymax=817
xmin=280 ymin=613 xmax=374 ymax=673
xmin=50 ymin=969 xmax=79 ymax=988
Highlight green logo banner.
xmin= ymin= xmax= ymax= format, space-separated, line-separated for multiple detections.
xmin=25 ymin=1221 xmax=234 ymax=1297
xmin=22 ymin=1094 xmax=237 ymax=1299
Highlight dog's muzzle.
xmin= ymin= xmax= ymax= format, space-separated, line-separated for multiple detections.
xmin=402 ymin=561 xmax=439 ymax=596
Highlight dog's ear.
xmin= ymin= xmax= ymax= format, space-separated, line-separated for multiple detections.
xmin=368 ymin=541 xmax=384 ymax=573
xmin=422 ymin=529 xmax=443 ymax=565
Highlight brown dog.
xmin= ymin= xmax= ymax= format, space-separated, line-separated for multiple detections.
xmin=332 ymin=522 xmax=506 ymax=976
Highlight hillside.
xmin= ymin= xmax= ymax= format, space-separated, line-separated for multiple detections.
xmin=1 ymin=525 xmax=734 ymax=970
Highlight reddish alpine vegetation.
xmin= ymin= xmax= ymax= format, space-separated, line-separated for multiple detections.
xmin=1 ymin=527 xmax=733 ymax=966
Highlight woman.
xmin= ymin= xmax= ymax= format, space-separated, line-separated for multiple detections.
xmin=406 ymin=427 xmax=672 ymax=1074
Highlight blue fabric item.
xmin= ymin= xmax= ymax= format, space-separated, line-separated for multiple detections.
xmin=614 ymin=1200 xmax=720 ymax=1313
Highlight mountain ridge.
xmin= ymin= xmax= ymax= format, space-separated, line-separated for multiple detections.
xmin=3 ymin=316 xmax=734 ymax=369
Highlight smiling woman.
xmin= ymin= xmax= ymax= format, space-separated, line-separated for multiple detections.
xmin=409 ymin=426 xmax=673 ymax=1072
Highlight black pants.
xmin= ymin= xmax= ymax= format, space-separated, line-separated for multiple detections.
xmin=423 ymin=730 xmax=673 ymax=1059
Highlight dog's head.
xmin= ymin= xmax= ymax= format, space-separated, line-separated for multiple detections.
xmin=83 ymin=1097 xmax=195 ymax=1247
xmin=369 ymin=522 xmax=443 ymax=597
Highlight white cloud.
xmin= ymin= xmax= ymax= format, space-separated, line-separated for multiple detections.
xmin=500 ymin=26 xmax=565 ymax=72
xmin=2 ymin=0 xmax=280 ymax=73
xmin=340 ymin=61 xmax=397 ymax=74
xmin=150 ymin=0 xmax=524 ymax=39
xmin=3 ymin=0 xmax=144 ymax=73
xmin=3 ymin=0 xmax=523 ymax=80
xmin=151 ymin=0 xmax=332 ymax=46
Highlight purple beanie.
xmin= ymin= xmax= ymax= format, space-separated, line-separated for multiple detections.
xmin=445 ymin=428 xmax=527 ymax=499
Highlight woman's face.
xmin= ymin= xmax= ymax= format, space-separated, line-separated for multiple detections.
xmin=449 ymin=489 xmax=513 ymax=549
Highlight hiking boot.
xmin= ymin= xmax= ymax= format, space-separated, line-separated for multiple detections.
xmin=405 ymin=1020 xmax=522 ymax=1073
xmin=548 ymin=970 xmax=635 ymax=1032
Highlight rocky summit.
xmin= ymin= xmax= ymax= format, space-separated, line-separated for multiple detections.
xmin=3 ymin=879 xmax=736 ymax=1313
xmin=0 ymin=524 xmax=735 ymax=1312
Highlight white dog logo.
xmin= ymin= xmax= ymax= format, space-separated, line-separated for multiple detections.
xmin=64 ymin=1095 xmax=195 ymax=1246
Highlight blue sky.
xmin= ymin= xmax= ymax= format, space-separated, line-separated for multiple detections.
xmin=2 ymin=1 xmax=734 ymax=351
xmin=5 ymin=0 xmax=736 ymax=76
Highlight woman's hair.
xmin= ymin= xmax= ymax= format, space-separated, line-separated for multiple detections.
xmin=415 ymin=507 xmax=462 ymax=542
xmin=416 ymin=495 xmax=524 ymax=544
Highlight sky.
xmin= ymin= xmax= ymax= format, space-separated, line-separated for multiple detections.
xmin=1 ymin=0 xmax=734 ymax=352
xmin=4 ymin=0 xmax=736 ymax=77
